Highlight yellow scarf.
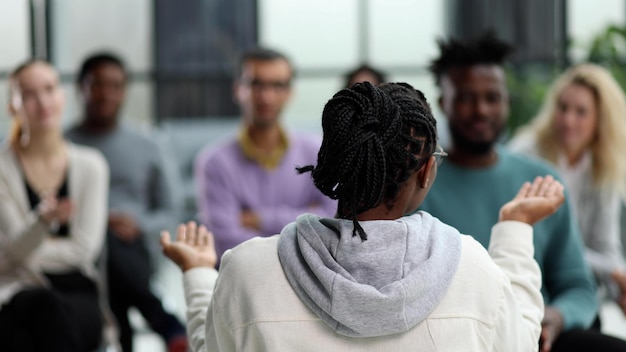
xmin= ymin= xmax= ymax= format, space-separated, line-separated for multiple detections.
xmin=238 ymin=127 xmax=289 ymax=170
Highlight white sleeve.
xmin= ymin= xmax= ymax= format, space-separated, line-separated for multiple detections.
xmin=183 ymin=267 xmax=219 ymax=352
xmin=488 ymin=221 xmax=544 ymax=352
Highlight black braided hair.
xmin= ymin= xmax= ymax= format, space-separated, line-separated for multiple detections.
xmin=298 ymin=82 xmax=437 ymax=240
xmin=429 ymin=30 xmax=514 ymax=87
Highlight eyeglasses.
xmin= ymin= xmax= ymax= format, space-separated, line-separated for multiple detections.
xmin=432 ymin=145 xmax=448 ymax=166
xmin=242 ymin=79 xmax=291 ymax=93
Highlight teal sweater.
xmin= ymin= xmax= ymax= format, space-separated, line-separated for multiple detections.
xmin=420 ymin=147 xmax=597 ymax=331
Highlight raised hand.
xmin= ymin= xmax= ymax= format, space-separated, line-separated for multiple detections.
xmin=37 ymin=194 xmax=74 ymax=229
xmin=160 ymin=221 xmax=218 ymax=272
xmin=499 ymin=175 xmax=565 ymax=225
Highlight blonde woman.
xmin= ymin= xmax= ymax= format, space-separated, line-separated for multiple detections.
xmin=0 ymin=60 xmax=110 ymax=351
xmin=509 ymin=63 xmax=626 ymax=315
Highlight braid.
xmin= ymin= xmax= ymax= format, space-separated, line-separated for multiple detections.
xmin=297 ymin=82 xmax=437 ymax=240
xmin=378 ymin=83 xmax=438 ymax=201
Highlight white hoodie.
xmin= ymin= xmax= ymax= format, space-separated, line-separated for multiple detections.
xmin=183 ymin=212 xmax=543 ymax=351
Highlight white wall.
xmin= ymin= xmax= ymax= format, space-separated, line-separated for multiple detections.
xmin=50 ymin=0 xmax=153 ymax=129
xmin=0 ymin=0 xmax=30 ymax=71
xmin=258 ymin=0 xmax=444 ymax=132
xmin=2 ymin=1 xmax=626 ymax=139
xmin=0 ymin=0 xmax=30 ymax=137
xmin=568 ymin=0 xmax=626 ymax=62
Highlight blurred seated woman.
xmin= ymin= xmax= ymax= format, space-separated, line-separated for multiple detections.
xmin=0 ymin=60 xmax=110 ymax=351
xmin=510 ymin=63 xmax=626 ymax=316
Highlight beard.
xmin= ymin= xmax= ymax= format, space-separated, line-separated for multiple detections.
xmin=448 ymin=122 xmax=504 ymax=156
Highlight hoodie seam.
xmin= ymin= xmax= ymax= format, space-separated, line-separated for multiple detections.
xmin=401 ymin=221 xmax=410 ymax=277
xmin=401 ymin=221 xmax=410 ymax=329
xmin=330 ymin=272 xmax=338 ymax=331
xmin=426 ymin=313 xmax=495 ymax=327
xmin=232 ymin=317 xmax=324 ymax=332
xmin=401 ymin=282 xmax=410 ymax=330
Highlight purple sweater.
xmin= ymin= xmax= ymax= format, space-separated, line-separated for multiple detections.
xmin=195 ymin=133 xmax=337 ymax=259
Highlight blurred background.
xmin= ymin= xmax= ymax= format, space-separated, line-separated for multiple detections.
xmin=1 ymin=0 xmax=625 ymax=136
xmin=3 ymin=0 xmax=626 ymax=349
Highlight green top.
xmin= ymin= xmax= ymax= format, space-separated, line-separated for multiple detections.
xmin=420 ymin=146 xmax=597 ymax=331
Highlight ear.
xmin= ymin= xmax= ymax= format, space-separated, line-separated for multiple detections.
xmin=233 ymin=80 xmax=243 ymax=105
xmin=418 ymin=156 xmax=436 ymax=189
xmin=437 ymin=95 xmax=444 ymax=114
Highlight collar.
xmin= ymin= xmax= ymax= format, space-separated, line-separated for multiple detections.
xmin=557 ymin=149 xmax=592 ymax=173
xmin=238 ymin=126 xmax=289 ymax=170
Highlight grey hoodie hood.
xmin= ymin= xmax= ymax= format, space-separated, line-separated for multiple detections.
xmin=277 ymin=212 xmax=462 ymax=338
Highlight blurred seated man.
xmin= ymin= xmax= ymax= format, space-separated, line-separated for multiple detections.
xmin=194 ymin=47 xmax=336 ymax=260
xmin=65 ymin=53 xmax=187 ymax=352
xmin=419 ymin=31 xmax=626 ymax=351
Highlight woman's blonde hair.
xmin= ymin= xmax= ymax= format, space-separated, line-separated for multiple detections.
xmin=525 ymin=63 xmax=626 ymax=191
xmin=7 ymin=59 xmax=53 ymax=146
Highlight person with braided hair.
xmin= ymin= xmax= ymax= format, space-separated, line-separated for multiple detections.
xmin=161 ymin=81 xmax=567 ymax=351
xmin=420 ymin=31 xmax=626 ymax=351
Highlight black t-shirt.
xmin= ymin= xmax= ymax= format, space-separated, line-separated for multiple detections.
xmin=24 ymin=175 xmax=70 ymax=237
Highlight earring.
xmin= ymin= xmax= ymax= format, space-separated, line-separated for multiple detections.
xmin=11 ymin=93 xmax=29 ymax=148
xmin=19 ymin=117 xmax=30 ymax=148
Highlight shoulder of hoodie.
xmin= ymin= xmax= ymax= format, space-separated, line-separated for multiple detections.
xmin=456 ymin=234 xmax=512 ymax=298
xmin=427 ymin=233 xmax=513 ymax=324
xmin=220 ymin=235 xmax=281 ymax=273
xmin=410 ymin=211 xmax=507 ymax=281
xmin=215 ymin=236 xmax=285 ymax=296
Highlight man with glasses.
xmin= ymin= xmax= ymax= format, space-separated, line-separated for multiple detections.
xmin=194 ymin=48 xmax=336 ymax=261
xmin=419 ymin=32 xmax=626 ymax=351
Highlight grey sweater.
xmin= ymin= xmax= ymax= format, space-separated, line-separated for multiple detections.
xmin=65 ymin=125 xmax=177 ymax=253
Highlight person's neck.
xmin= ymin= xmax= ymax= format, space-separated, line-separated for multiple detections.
xmin=355 ymin=180 xmax=415 ymax=222
xmin=447 ymin=147 xmax=498 ymax=169
xmin=79 ymin=115 xmax=118 ymax=135
xmin=245 ymin=123 xmax=282 ymax=152
xmin=565 ymin=148 xmax=585 ymax=167
xmin=356 ymin=205 xmax=404 ymax=222
xmin=18 ymin=130 xmax=65 ymax=158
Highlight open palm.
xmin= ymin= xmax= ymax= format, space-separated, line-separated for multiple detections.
xmin=499 ymin=175 xmax=565 ymax=225
xmin=161 ymin=221 xmax=218 ymax=271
